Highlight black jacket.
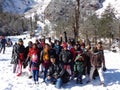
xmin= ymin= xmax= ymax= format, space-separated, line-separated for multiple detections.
xmin=11 ymin=44 xmax=25 ymax=64
xmin=47 ymin=63 xmax=65 ymax=78
xmin=47 ymin=62 xmax=70 ymax=83
xmin=1 ymin=38 xmax=7 ymax=46
xmin=59 ymin=50 xmax=73 ymax=64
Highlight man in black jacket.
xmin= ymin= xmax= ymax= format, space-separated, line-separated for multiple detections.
xmin=59 ymin=42 xmax=73 ymax=75
xmin=11 ymin=39 xmax=25 ymax=76
xmin=45 ymin=55 xmax=69 ymax=89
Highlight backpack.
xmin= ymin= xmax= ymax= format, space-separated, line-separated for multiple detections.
xmin=74 ymin=60 xmax=83 ymax=73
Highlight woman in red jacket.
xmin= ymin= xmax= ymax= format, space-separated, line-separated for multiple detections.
xmin=28 ymin=43 xmax=40 ymax=84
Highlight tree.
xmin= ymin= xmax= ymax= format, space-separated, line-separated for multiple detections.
xmin=73 ymin=0 xmax=80 ymax=42
xmin=89 ymin=14 xmax=100 ymax=44
xmin=0 ymin=12 xmax=31 ymax=35
xmin=99 ymin=4 xmax=116 ymax=48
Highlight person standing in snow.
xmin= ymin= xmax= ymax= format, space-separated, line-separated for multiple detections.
xmin=11 ymin=42 xmax=18 ymax=73
xmin=40 ymin=43 xmax=51 ymax=82
xmin=0 ymin=36 xmax=7 ymax=54
xmin=53 ymin=40 xmax=62 ymax=63
xmin=23 ymin=41 xmax=33 ymax=78
xmin=74 ymin=53 xmax=84 ymax=84
xmin=87 ymin=42 xmax=106 ymax=86
xmin=59 ymin=42 xmax=73 ymax=75
xmin=15 ymin=39 xmax=25 ymax=76
xmin=28 ymin=43 xmax=40 ymax=84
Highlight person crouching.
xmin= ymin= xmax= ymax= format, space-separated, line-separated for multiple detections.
xmin=45 ymin=55 xmax=65 ymax=89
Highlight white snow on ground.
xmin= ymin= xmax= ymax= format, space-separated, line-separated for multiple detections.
xmin=0 ymin=36 xmax=120 ymax=90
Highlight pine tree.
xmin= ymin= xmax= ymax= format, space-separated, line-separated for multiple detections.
xmin=99 ymin=4 xmax=116 ymax=48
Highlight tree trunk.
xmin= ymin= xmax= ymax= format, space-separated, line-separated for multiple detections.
xmin=74 ymin=0 xmax=80 ymax=42
xmin=109 ymin=38 xmax=112 ymax=50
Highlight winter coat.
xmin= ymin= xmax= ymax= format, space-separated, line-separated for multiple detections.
xmin=11 ymin=44 xmax=18 ymax=64
xmin=24 ymin=46 xmax=30 ymax=59
xmin=69 ymin=47 xmax=76 ymax=60
xmin=11 ymin=44 xmax=25 ymax=64
xmin=36 ymin=43 xmax=43 ymax=51
xmin=40 ymin=49 xmax=51 ymax=68
xmin=54 ymin=45 xmax=62 ymax=55
xmin=23 ymin=46 xmax=32 ymax=68
xmin=83 ymin=50 xmax=91 ymax=75
xmin=74 ymin=54 xmax=84 ymax=73
xmin=90 ymin=50 xmax=104 ymax=68
xmin=49 ymin=48 xmax=57 ymax=58
xmin=47 ymin=63 xmax=64 ymax=78
xmin=47 ymin=62 xmax=70 ymax=83
xmin=74 ymin=60 xmax=84 ymax=74
xmin=1 ymin=38 xmax=7 ymax=47
xmin=59 ymin=50 xmax=73 ymax=65
xmin=28 ymin=47 xmax=40 ymax=70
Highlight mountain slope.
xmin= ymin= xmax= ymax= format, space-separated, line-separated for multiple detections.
xmin=45 ymin=0 xmax=105 ymax=23
xmin=2 ymin=0 xmax=44 ymax=14
xmin=96 ymin=0 xmax=120 ymax=18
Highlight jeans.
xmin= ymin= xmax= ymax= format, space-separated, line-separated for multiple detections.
xmin=43 ymin=68 xmax=48 ymax=81
xmin=13 ymin=63 xmax=17 ymax=73
xmin=32 ymin=70 xmax=39 ymax=82
xmin=45 ymin=77 xmax=62 ymax=89
xmin=77 ymin=72 xmax=82 ymax=82
xmin=0 ymin=45 xmax=5 ymax=54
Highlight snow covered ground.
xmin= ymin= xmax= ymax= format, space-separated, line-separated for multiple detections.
xmin=0 ymin=36 xmax=120 ymax=90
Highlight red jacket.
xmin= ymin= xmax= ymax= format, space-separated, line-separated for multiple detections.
xmin=28 ymin=47 xmax=40 ymax=70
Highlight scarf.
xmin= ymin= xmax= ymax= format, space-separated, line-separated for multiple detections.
xmin=43 ymin=48 xmax=49 ymax=61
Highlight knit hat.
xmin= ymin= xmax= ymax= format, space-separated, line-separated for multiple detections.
xmin=18 ymin=38 xmax=23 ymax=42
xmin=62 ymin=42 xmax=68 ymax=48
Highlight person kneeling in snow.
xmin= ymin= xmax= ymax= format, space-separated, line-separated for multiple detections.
xmin=74 ymin=53 xmax=84 ymax=84
xmin=45 ymin=55 xmax=69 ymax=89
xmin=28 ymin=43 xmax=40 ymax=84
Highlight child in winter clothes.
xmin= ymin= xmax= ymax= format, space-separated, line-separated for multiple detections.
xmin=74 ymin=53 xmax=84 ymax=84
xmin=28 ymin=43 xmax=40 ymax=84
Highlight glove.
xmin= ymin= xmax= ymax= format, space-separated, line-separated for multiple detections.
xmin=103 ymin=67 xmax=107 ymax=71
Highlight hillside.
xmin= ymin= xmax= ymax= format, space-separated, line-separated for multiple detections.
xmin=96 ymin=0 xmax=120 ymax=18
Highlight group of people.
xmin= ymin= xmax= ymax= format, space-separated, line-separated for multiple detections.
xmin=11 ymin=37 xmax=107 ymax=88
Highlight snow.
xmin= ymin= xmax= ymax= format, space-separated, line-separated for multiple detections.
xmin=2 ymin=0 xmax=50 ymax=14
xmin=96 ymin=0 xmax=120 ymax=18
xmin=0 ymin=35 xmax=120 ymax=90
